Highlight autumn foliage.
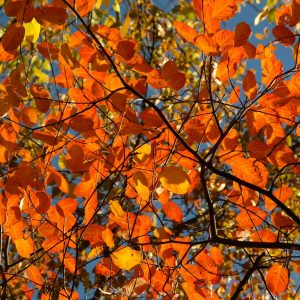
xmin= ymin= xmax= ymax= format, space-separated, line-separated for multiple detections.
xmin=0 ymin=0 xmax=299 ymax=299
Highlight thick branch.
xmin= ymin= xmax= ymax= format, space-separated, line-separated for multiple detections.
xmin=231 ymin=252 xmax=265 ymax=300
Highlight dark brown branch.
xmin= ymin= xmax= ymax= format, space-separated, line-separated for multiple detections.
xmin=231 ymin=252 xmax=265 ymax=300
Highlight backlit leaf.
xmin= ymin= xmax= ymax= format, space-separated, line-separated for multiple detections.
xmin=27 ymin=265 xmax=43 ymax=290
xmin=133 ymin=171 xmax=150 ymax=200
xmin=266 ymin=263 xmax=289 ymax=295
xmin=212 ymin=0 xmax=237 ymax=21
xmin=174 ymin=21 xmax=198 ymax=43
xmin=111 ymin=246 xmax=142 ymax=271
xmin=162 ymin=201 xmax=183 ymax=223
xmin=236 ymin=206 xmax=267 ymax=229
xmin=159 ymin=166 xmax=191 ymax=194
xmin=24 ymin=18 xmax=40 ymax=43
xmin=15 ymin=238 xmax=34 ymax=258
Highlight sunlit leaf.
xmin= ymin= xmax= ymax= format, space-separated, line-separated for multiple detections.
xmin=24 ymin=18 xmax=40 ymax=43
xmin=111 ymin=246 xmax=142 ymax=271
xmin=159 ymin=166 xmax=191 ymax=194
xmin=15 ymin=238 xmax=34 ymax=258
xmin=27 ymin=265 xmax=43 ymax=290
xmin=266 ymin=263 xmax=289 ymax=295
xmin=133 ymin=171 xmax=150 ymax=200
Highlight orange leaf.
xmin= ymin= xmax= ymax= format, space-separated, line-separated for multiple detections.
xmin=265 ymin=185 xmax=292 ymax=211
xmin=57 ymin=198 xmax=78 ymax=215
xmin=251 ymin=230 xmax=277 ymax=243
xmin=159 ymin=166 xmax=191 ymax=194
xmin=272 ymin=25 xmax=295 ymax=46
xmin=234 ymin=22 xmax=251 ymax=47
xmin=212 ymin=0 xmax=237 ymax=21
xmin=59 ymin=252 xmax=77 ymax=274
xmin=162 ymin=201 xmax=183 ymax=223
xmin=243 ymin=70 xmax=257 ymax=100
xmin=236 ymin=206 xmax=267 ymax=229
xmin=151 ymin=269 xmax=171 ymax=292
xmin=266 ymin=263 xmax=289 ymax=295
xmin=58 ymin=289 xmax=79 ymax=300
xmin=46 ymin=166 xmax=69 ymax=193
xmin=95 ymin=257 xmax=120 ymax=276
xmin=261 ymin=45 xmax=283 ymax=86
xmin=174 ymin=21 xmax=198 ymax=43
xmin=15 ymin=238 xmax=34 ymax=258
xmin=210 ymin=246 xmax=224 ymax=266
xmin=195 ymin=35 xmax=220 ymax=56
xmin=192 ymin=0 xmax=220 ymax=34
xmin=27 ymin=265 xmax=43 ymax=290
xmin=102 ymin=227 xmax=115 ymax=249
xmin=0 ymin=200 xmax=6 ymax=225
xmin=228 ymin=86 xmax=240 ymax=104
xmin=65 ymin=0 xmax=95 ymax=17
xmin=231 ymin=158 xmax=269 ymax=188
xmin=21 ymin=107 xmax=37 ymax=127
xmin=0 ymin=42 xmax=18 ymax=62
xmin=2 ymin=23 xmax=25 ymax=51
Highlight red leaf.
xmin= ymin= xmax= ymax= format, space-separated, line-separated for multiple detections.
xmin=36 ymin=5 xmax=67 ymax=25
xmin=272 ymin=25 xmax=295 ymax=46
xmin=243 ymin=70 xmax=257 ymax=100
xmin=2 ymin=23 xmax=25 ymax=51
xmin=116 ymin=40 xmax=135 ymax=61
xmin=234 ymin=22 xmax=251 ymax=47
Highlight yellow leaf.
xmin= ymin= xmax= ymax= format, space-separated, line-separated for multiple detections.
xmin=120 ymin=14 xmax=131 ymax=38
xmin=87 ymin=246 xmax=103 ymax=260
xmin=111 ymin=246 xmax=142 ymax=271
xmin=24 ymin=18 xmax=40 ymax=43
xmin=95 ymin=0 xmax=102 ymax=8
xmin=133 ymin=144 xmax=151 ymax=164
xmin=109 ymin=200 xmax=125 ymax=218
xmin=159 ymin=166 xmax=191 ymax=194
xmin=133 ymin=171 xmax=150 ymax=200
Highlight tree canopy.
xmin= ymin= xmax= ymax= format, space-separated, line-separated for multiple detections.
xmin=0 ymin=0 xmax=299 ymax=299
